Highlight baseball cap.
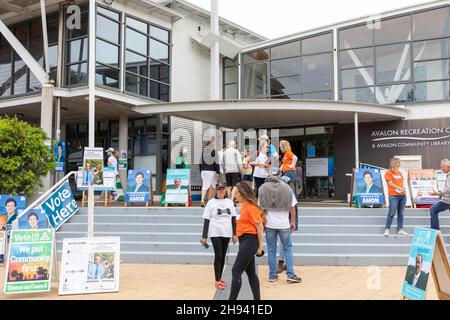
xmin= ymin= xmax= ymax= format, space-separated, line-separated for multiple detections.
xmin=215 ymin=183 xmax=226 ymax=189
xmin=106 ymin=147 xmax=115 ymax=153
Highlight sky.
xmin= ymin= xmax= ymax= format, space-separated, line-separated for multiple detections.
xmin=184 ymin=0 xmax=433 ymax=39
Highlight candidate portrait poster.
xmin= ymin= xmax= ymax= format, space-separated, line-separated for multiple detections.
xmin=59 ymin=237 xmax=120 ymax=295
xmin=54 ymin=141 xmax=66 ymax=172
xmin=0 ymin=195 xmax=26 ymax=235
xmin=82 ymin=147 xmax=104 ymax=188
xmin=4 ymin=229 xmax=55 ymax=294
xmin=352 ymin=168 xmax=384 ymax=206
xmin=18 ymin=208 xmax=49 ymax=230
xmin=381 ymin=169 xmax=413 ymax=208
xmin=409 ymin=169 xmax=440 ymax=205
xmin=165 ymin=169 xmax=190 ymax=204
xmin=402 ymin=228 xmax=437 ymax=300
xmin=126 ymin=169 xmax=151 ymax=203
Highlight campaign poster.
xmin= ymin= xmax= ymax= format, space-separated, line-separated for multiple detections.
xmin=54 ymin=141 xmax=66 ymax=172
xmin=0 ymin=195 xmax=26 ymax=235
xmin=18 ymin=208 xmax=49 ymax=230
xmin=119 ymin=150 xmax=128 ymax=170
xmin=409 ymin=169 xmax=440 ymax=205
xmin=125 ymin=169 xmax=151 ymax=203
xmin=41 ymin=181 xmax=79 ymax=231
xmin=82 ymin=147 xmax=104 ymax=188
xmin=102 ymin=166 xmax=117 ymax=191
xmin=4 ymin=229 xmax=54 ymax=294
xmin=0 ymin=231 xmax=5 ymax=263
xmin=436 ymin=170 xmax=447 ymax=192
xmin=352 ymin=168 xmax=384 ymax=206
xmin=402 ymin=228 xmax=437 ymax=300
xmin=165 ymin=169 xmax=190 ymax=204
xmin=381 ymin=169 xmax=413 ymax=208
xmin=58 ymin=237 xmax=120 ymax=295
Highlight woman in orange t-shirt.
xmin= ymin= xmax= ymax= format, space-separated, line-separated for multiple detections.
xmin=384 ymin=157 xmax=409 ymax=237
xmin=279 ymin=140 xmax=298 ymax=189
xmin=228 ymin=182 xmax=264 ymax=300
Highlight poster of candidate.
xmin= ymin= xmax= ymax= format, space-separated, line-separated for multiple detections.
xmin=0 ymin=195 xmax=26 ymax=235
xmin=18 ymin=208 xmax=49 ymax=230
xmin=165 ymin=169 xmax=190 ymax=204
xmin=82 ymin=147 xmax=104 ymax=189
xmin=4 ymin=229 xmax=55 ymax=294
xmin=352 ymin=168 xmax=384 ymax=206
xmin=381 ymin=169 xmax=413 ymax=208
xmin=402 ymin=228 xmax=437 ymax=300
xmin=59 ymin=237 xmax=120 ymax=295
xmin=54 ymin=141 xmax=66 ymax=172
xmin=126 ymin=169 xmax=151 ymax=203
xmin=409 ymin=169 xmax=440 ymax=205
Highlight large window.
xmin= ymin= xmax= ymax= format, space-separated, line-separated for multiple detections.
xmin=240 ymin=32 xmax=333 ymax=100
xmin=339 ymin=5 xmax=450 ymax=104
xmin=124 ymin=14 xmax=170 ymax=101
xmin=223 ymin=57 xmax=238 ymax=99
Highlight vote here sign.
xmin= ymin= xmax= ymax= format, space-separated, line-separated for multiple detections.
xmin=42 ymin=181 xmax=79 ymax=230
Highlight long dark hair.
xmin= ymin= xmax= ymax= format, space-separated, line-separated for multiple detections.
xmin=235 ymin=182 xmax=259 ymax=209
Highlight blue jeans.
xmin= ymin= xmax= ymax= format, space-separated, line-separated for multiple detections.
xmin=430 ymin=201 xmax=450 ymax=230
xmin=385 ymin=195 xmax=406 ymax=231
xmin=265 ymin=228 xmax=295 ymax=278
xmin=278 ymin=205 xmax=298 ymax=261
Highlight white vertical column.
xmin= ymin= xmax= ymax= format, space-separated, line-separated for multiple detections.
xmin=119 ymin=115 xmax=128 ymax=191
xmin=88 ymin=0 xmax=96 ymax=238
xmin=210 ymin=0 xmax=220 ymax=100
xmin=333 ymin=28 xmax=339 ymax=101
xmin=354 ymin=112 xmax=360 ymax=169
xmin=41 ymin=84 xmax=54 ymax=192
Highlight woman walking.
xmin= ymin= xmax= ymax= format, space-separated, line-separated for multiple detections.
xmin=200 ymin=140 xmax=220 ymax=207
xmin=229 ymin=182 xmax=264 ymax=300
xmin=279 ymin=140 xmax=298 ymax=190
xmin=201 ymin=183 xmax=237 ymax=289
xmin=384 ymin=157 xmax=409 ymax=237
xmin=253 ymin=143 xmax=271 ymax=198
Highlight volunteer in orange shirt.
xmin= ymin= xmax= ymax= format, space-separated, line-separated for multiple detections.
xmin=384 ymin=157 xmax=409 ymax=237
xmin=279 ymin=140 xmax=297 ymax=189
xmin=228 ymin=182 xmax=264 ymax=300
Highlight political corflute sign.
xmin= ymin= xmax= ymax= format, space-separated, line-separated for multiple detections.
xmin=41 ymin=181 xmax=79 ymax=230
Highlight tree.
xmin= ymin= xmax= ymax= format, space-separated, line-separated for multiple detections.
xmin=0 ymin=116 xmax=55 ymax=196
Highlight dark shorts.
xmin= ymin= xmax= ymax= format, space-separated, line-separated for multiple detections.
xmin=226 ymin=173 xmax=242 ymax=187
xmin=243 ymin=174 xmax=253 ymax=182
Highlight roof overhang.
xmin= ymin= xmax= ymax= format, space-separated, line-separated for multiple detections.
xmin=134 ymin=99 xmax=409 ymax=129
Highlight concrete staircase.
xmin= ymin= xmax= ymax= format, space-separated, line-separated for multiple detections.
xmin=56 ymin=207 xmax=450 ymax=266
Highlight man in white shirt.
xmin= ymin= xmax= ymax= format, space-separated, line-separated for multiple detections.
xmin=106 ymin=147 xmax=118 ymax=175
xmin=429 ymin=159 xmax=450 ymax=230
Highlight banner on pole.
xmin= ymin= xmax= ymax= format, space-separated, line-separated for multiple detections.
xmin=41 ymin=181 xmax=79 ymax=230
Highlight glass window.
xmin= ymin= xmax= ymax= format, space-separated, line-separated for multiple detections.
xmin=67 ymin=38 xmax=88 ymax=63
xmin=150 ymin=39 xmax=169 ymax=62
xmin=0 ymin=36 xmax=12 ymax=97
xmin=375 ymin=15 xmax=411 ymax=45
xmin=224 ymin=58 xmax=237 ymax=67
xmin=96 ymin=39 xmax=119 ymax=67
xmin=301 ymin=53 xmax=332 ymax=92
xmin=47 ymin=16 xmax=59 ymax=44
xmin=126 ymin=73 xmax=147 ymax=96
xmin=375 ymin=43 xmax=411 ymax=83
xmin=150 ymin=60 xmax=169 ymax=83
xmin=126 ymin=50 xmax=147 ymax=76
xmin=96 ymin=64 xmax=119 ymax=88
xmin=302 ymin=91 xmax=332 ymax=100
xmin=339 ymin=24 xmax=373 ymax=49
xmin=97 ymin=14 xmax=120 ymax=43
xmin=270 ymin=41 xmax=300 ymax=60
xmin=224 ymin=66 xmax=238 ymax=84
xmin=150 ymin=25 xmax=169 ymax=43
xmin=270 ymin=76 xmax=300 ymax=96
xmin=376 ymin=84 xmax=414 ymax=103
xmin=243 ymin=63 xmax=268 ymax=97
xmin=270 ymin=57 xmax=300 ymax=78
xmin=271 ymin=94 xmax=301 ymax=99
xmin=414 ymin=60 xmax=450 ymax=82
xmin=97 ymin=6 xmax=120 ymax=20
xmin=243 ymin=49 xmax=269 ymax=64
xmin=413 ymin=7 xmax=450 ymax=41
xmin=341 ymin=87 xmax=375 ymax=103
xmin=302 ymin=33 xmax=332 ymax=55
xmin=339 ymin=47 xmax=374 ymax=69
xmin=48 ymin=45 xmax=58 ymax=69
xmin=224 ymin=83 xmax=238 ymax=99
xmin=127 ymin=17 xmax=148 ymax=34
xmin=126 ymin=28 xmax=147 ymax=55
xmin=415 ymin=80 xmax=450 ymax=101
xmin=340 ymin=67 xmax=374 ymax=88
xmin=66 ymin=63 xmax=87 ymax=85
xmin=150 ymin=81 xmax=169 ymax=101
xmin=13 ymin=53 xmax=27 ymax=95
xmin=413 ymin=38 xmax=450 ymax=61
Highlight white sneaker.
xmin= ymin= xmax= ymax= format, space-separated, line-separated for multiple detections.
xmin=384 ymin=229 xmax=390 ymax=237
xmin=398 ymin=229 xmax=409 ymax=236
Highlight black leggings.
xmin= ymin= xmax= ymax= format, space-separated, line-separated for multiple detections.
xmin=211 ymin=237 xmax=230 ymax=281
xmin=229 ymin=234 xmax=260 ymax=300
xmin=253 ymin=177 xmax=266 ymax=198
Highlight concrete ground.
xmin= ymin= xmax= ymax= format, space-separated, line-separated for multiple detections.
xmin=0 ymin=264 xmax=438 ymax=300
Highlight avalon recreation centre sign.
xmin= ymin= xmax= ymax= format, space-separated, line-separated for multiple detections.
xmin=370 ymin=127 xmax=450 ymax=149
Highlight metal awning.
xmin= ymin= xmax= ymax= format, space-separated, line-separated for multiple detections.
xmin=134 ymin=99 xmax=409 ymax=129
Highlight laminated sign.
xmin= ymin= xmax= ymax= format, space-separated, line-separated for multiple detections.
xmin=41 ymin=181 xmax=79 ymax=230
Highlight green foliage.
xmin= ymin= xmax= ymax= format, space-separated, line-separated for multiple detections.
xmin=0 ymin=116 xmax=55 ymax=196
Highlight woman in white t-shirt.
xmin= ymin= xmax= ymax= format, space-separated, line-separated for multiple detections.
xmin=201 ymin=183 xmax=237 ymax=290
xmin=252 ymin=143 xmax=271 ymax=197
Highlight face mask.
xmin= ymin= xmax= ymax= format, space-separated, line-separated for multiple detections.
xmin=183 ymin=148 xmax=188 ymax=154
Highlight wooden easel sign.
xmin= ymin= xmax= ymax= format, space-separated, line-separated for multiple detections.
xmin=402 ymin=227 xmax=450 ymax=300
xmin=124 ymin=169 xmax=154 ymax=207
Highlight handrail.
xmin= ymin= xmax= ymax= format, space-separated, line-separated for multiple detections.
xmin=17 ymin=171 xmax=78 ymax=220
